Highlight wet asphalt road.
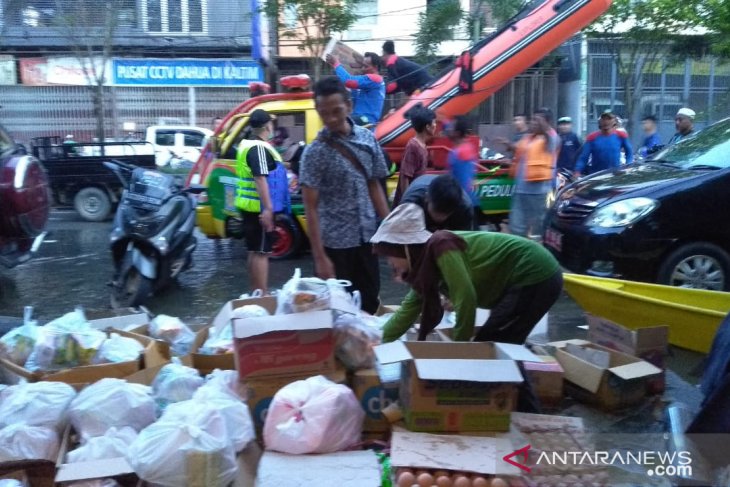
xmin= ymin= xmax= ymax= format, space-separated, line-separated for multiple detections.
xmin=0 ymin=208 xmax=704 ymax=383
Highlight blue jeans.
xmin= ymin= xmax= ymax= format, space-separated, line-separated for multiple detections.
xmin=510 ymin=192 xmax=548 ymax=237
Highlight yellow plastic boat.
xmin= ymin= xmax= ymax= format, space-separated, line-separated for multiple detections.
xmin=562 ymin=273 xmax=730 ymax=354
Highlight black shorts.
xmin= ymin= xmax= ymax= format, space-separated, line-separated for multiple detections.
xmin=241 ymin=212 xmax=276 ymax=254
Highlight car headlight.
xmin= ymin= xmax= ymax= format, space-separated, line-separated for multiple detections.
xmin=589 ymin=197 xmax=657 ymax=228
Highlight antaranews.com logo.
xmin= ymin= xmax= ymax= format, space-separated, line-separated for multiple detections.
xmin=503 ymin=444 xmax=693 ymax=478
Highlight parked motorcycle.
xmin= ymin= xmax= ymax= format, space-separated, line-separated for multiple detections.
xmin=104 ymin=160 xmax=203 ymax=308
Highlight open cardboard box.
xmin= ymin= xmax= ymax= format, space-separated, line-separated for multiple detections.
xmin=523 ymin=355 xmax=564 ymax=408
xmin=0 ymin=460 xmax=55 ymax=487
xmin=233 ymin=309 xmax=335 ymax=380
xmin=390 ymin=426 xmax=520 ymax=477
xmin=256 ymin=450 xmax=381 ymax=487
xmin=548 ymin=339 xmax=662 ymax=410
xmin=586 ymin=313 xmax=668 ymax=393
xmin=0 ymin=324 xmax=169 ymax=389
xmin=374 ymin=341 xmax=539 ymax=432
xmin=350 ymin=368 xmax=399 ymax=433
xmin=55 ymin=426 xmax=139 ymax=486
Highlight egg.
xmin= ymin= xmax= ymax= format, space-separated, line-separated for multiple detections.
xmin=417 ymin=473 xmax=435 ymax=487
xmin=453 ymin=474 xmax=472 ymax=487
xmin=472 ymin=476 xmax=489 ymax=487
xmin=491 ymin=477 xmax=509 ymax=487
xmin=436 ymin=475 xmax=453 ymax=487
xmin=398 ymin=471 xmax=416 ymax=487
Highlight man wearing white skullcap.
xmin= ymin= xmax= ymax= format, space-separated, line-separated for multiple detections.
xmin=668 ymin=108 xmax=696 ymax=145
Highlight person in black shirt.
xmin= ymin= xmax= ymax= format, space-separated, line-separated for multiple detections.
xmin=399 ymin=174 xmax=474 ymax=232
xmin=382 ymin=40 xmax=433 ymax=96
xmin=556 ymin=116 xmax=582 ymax=171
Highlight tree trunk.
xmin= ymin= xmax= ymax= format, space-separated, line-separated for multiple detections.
xmin=93 ymin=85 xmax=106 ymax=155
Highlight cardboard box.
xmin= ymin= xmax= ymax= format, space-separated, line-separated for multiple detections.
xmin=373 ymin=341 xmax=539 ymax=432
xmin=549 ymin=339 xmax=662 ymax=410
xmin=350 ymin=368 xmax=399 ymax=432
xmin=244 ymin=367 xmax=347 ymax=434
xmin=523 ymin=355 xmax=564 ymax=408
xmin=390 ymin=427 xmax=520 ymax=477
xmin=233 ymin=310 xmax=335 ymax=380
xmin=586 ymin=314 xmax=668 ymax=393
xmin=0 ymin=460 xmax=55 ymax=487
xmin=55 ymin=426 xmax=138 ymax=486
xmin=256 ymin=450 xmax=381 ymax=487
xmin=0 ymin=324 xmax=169 ymax=389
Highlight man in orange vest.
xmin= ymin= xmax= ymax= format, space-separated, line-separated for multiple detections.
xmin=509 ymin=108 xmax=560 ymax=238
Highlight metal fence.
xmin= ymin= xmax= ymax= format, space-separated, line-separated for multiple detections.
xmin=0 ymin=85 xmax=250 ymax=145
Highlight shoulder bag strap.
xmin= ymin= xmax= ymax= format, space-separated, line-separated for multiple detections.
xmin=317 ymin=134 xmax=369 ymax=180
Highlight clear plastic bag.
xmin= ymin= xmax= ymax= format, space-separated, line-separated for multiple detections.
xmin=67 ymin=426 xmax=138 ymax=463
xmin=25 ymin=308 xmax=106 ymax=371
xmin=68 ymin=378 xmax=156 ymax=441
xmin=189 ymin=387 xmax=255 ymax=451
xmin=149 ymin=315 xmax=195 ymax=356
xmin=92 ymin=333 xmax=144 ymax=364
xmin=127 ymin=412 xmax=237 ymax=487
xmin=263 ymin=375 xmax=364 ymax=454
xmin=0 ymin=381 xmax=76 ymax=431
xmin=152 ymin=362 xmax=204 ymax=412
xmin=0 ymin=306 xmax=39 ymax=365
xmin=333 ymin=313 xmax=382 ymax=371
xmin=276 ymin=269 xmax=332 ymax=314
xmin=0 ymin=424 xmax=59 ymax=462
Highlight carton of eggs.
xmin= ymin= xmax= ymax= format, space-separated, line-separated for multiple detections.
xmin=395 ymin=468 xmax=523 ymax=487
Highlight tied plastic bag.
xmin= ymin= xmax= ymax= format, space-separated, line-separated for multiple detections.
xmin=127 ymin=411 xmax=237 ymax=487
xmin=202 ymin=369 xmax=247 ymax=401
xmin=25 ymin=308 xmax=106 ymax=371
xmin=263 ymin=375 xmax=364 ymax=454
xmin=67 ymin=426 xmax=138 ymax=463
xmin=200 ymin=305 xmax=270 ymax=355
xmin=149 ymin=315 xmax=195 ymax=356
xmin=0 ymin=381 xmax=76 ymax=430
xmin=69 ymin=378 xmax=156 ymax=441
xmin=333 ymin=313 xmax=381 ymax=371
xmin=92 ymin=333 xmax=144 ymax=364
xmin=276 ymin=268 xmax=331 ymax=314
xmin=188 ymin=387 xmax=255 ymax=451
xmin=0 ymin=424 xmax=59 ymax=462
xmin=152 ymin=362 xmax=204 ymax=411
xmin=0 ymin=306 xmax=39 ymax=365
xmin=0 ymin=481 xmax=25 ymax=487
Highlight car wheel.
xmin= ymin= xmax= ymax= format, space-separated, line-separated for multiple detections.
xmin=271 ymin=213 xmax=302 ymax=260
xmin=658 ymin=243 xmax=730 ymax=291
xmin=74 ymin=187 xmax=111 ymax=222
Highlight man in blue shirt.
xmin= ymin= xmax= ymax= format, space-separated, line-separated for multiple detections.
xmin=326 ymin=52 xmax=385 ymax=128
xmin=639 ymin=115 xmax=662 ymax=158
xmin=575 ymin=112 xmax=633 ymax=177
xmin=556 ymin=116 xmax=582 ymax=171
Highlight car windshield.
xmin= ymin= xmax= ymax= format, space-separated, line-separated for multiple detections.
xmin=651 ymin=118 xmax=730 ymax=169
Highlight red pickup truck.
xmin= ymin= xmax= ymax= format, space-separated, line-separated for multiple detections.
xmin=0 ymin=124 xmax=50 ymax=268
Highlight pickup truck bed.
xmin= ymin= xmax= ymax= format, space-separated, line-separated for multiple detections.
xmin=32 ymin=139 xmax=157 ymax=222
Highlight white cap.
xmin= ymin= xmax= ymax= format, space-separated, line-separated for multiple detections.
xmin=676 ymin=108 xmax=695 ymax=119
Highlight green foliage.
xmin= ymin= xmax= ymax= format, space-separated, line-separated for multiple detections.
xmin=486 ymin=0 xmax=523 ymax=24
xmin=414 ymin=0 xmax=464 ymax=61
xmin=263 ymin=0 xmax=361 ymax=58
xmin=704 ymin=0 xmax=730 ymax=57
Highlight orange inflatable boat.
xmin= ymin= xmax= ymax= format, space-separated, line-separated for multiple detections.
xmin=376 ymin=0 xmax=612 ymax=149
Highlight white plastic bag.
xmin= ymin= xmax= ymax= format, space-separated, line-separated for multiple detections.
xmin=263 ymin=375 xmax=364 ymax=454
xmin=149 ymin=315 xmax=195 ymax=356
xmin=127 ymin=414 xmax=237 ymax=487
xmin=66 ymin=481 xmax=120 ymax=487
xmin=276 ymin=269 xmax=331 ymax=314
xmin=69 ymin=378 xmax=156 ymax=441
xmin=67 ymin=426 xmax=138 ymax=463
xmin=333 ymin=313 xmax=381 ymax=371
xmin=202 ymin=369 xmax=247 ymax=401
xmin=0 ymin=381 xmax=76 ymax=430
xmin=189 ymin=387 xmax=255 ymax=451
xmin=92 ymin=333 xmax=144 ymax=364
xmin=152 ymin=362 xmax=204 ymax=411
xmin=0 ymin=480 xmax=25 ymax=487
xmin=25 ymin=308 xmax=106 ymax=371
xmin=0 ymin=424 xmax=59 ymax=462
xmin=0 ymin=306 xmax=39 ymax=365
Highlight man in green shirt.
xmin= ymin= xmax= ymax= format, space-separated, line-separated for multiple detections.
xmin=371 ymin=203 xmax=562 ymax=343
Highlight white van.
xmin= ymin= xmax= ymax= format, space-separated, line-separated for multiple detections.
xmin=146 ymin=125 xmax=213 ymax=167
